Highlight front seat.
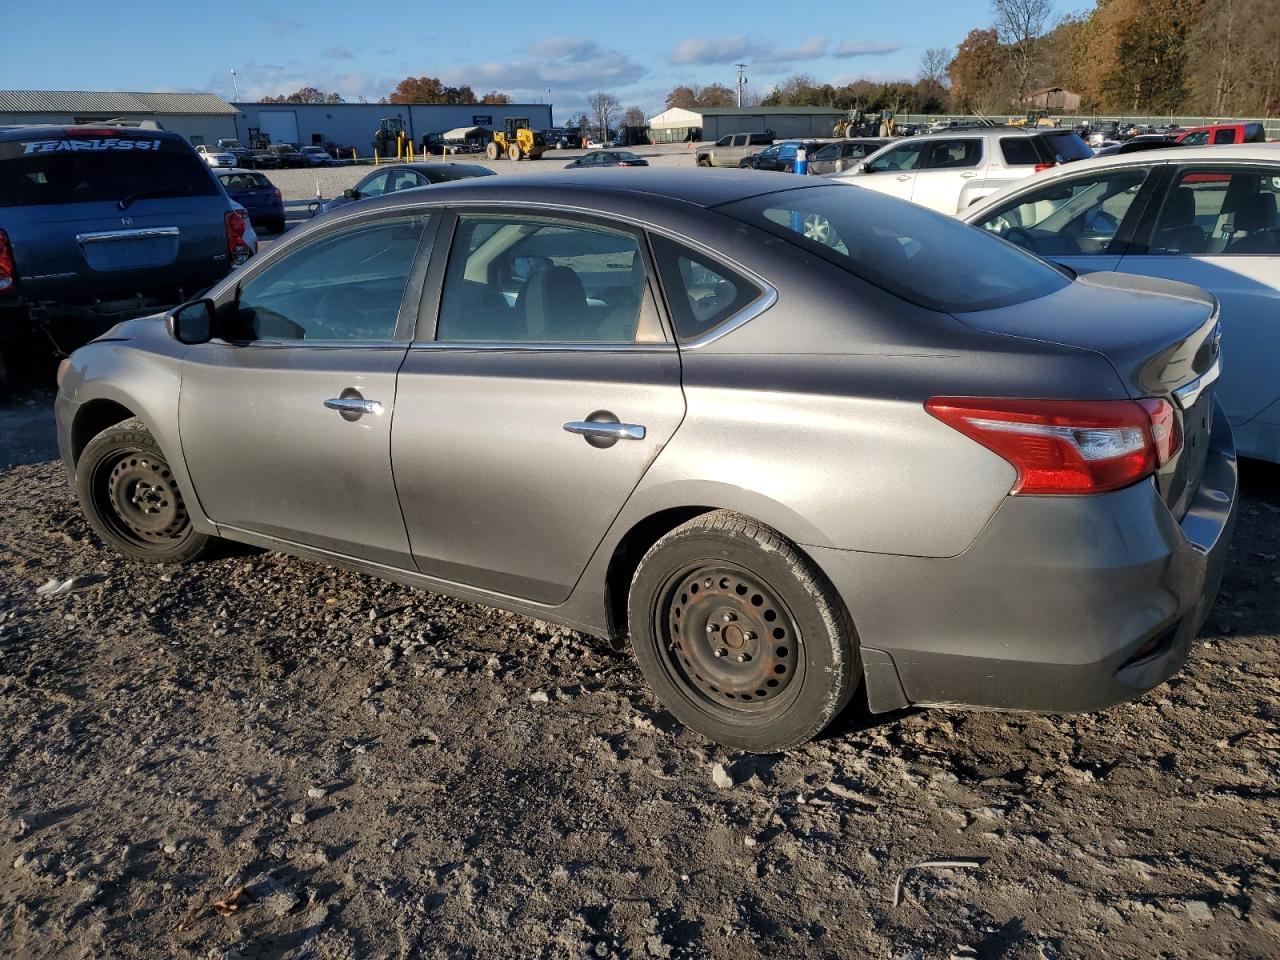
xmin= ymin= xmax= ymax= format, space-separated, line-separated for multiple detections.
xmin=1226 ymin=193 xmax=1279 ymax=253
xmin=521 ymin=266 xmax=593 ymax=340
xmin=1152 ymin=187 xmax=1207 ymax=254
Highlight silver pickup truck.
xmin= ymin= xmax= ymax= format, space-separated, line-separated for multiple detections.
xmin=695 ymin=132 xmax=774 ymax=167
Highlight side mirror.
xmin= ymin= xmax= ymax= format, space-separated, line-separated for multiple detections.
xmin=167 ymin=299 xmax=215 ymax=345
xmin=858 ymin=161 xmax=870 ymax=173
xmin=343 ymin=188 xmax=359 ymax=200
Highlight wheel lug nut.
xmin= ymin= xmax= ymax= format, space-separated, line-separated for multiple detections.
xmin=743 ymin=631 xmax=756 ymax=642
xmin=706 ymin=623 xmax=718 ymax=633
xmin=714 ymin=648 xmax=727 ymax=658
xmin=737 ymin=653 xmax=751 ymax=663
xmin=703 ymin=578 xmax=712 ymax=588
xmin=722 ymin=613 xmax=735 ymax=623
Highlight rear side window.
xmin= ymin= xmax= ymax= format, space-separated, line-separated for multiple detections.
xmin=719 ymin=185 xmax=1069 ymax=313
xmin=1037 ymin=131 xmax=1093 ymax=162
xmin=649 ymin=234 xmax=762 ymax=342
xmin=1212 ymin=128 xmax=1236 ymax=145
xmin=923 ymin=139 xmax=983 ymax=169
xmin=749 ymin=133 xmax=773 ymax=145
xmin=1149 ymin=168 xmax=1280 ymax=256
xmin=1244 ymin=124 xmax=1265 ymax=143
xmin=1000 ymin=137 xmax=1041 ymax=166
xmin=0 ymin=136 xmax=218 ymax=207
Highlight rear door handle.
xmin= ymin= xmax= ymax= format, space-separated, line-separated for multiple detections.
xmin=896 ymin=175 xmax=911 ymax=182
xmin=563 ymin=420 xmax=646 ymax=441
xmin=960 ymin=171 xmax=979 ymax=179
xmin=324 ymin=396 xmax=383 ymax=417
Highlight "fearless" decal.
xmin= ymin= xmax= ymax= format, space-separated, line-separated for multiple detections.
xmin=22 ymin=138 xmax=163 ymax=155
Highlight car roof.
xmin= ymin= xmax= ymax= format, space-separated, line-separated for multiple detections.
xmin=0 ymin=123 xmax=185 ymax=143
xmin=963 ymin=142 xmax=1280 ymax=218
xmin=217 ymin=167 xmax=265 ymax=176
xmin=343 ymin=167 xmax=826 ymax=214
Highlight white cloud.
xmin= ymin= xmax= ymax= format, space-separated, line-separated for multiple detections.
xmin=439 ymin=38 xmax=647 ymax=107
xmin=832 ymin=41 xmax=904 ymax=58
xmin=670 ymin=36 xmax=772 ymax=66
xmin=320 ymin=47 xmax=354 ymax=61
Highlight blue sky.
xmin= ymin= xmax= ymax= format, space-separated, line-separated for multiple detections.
xmin=2 ymin=0 xmax=1075 ymax=118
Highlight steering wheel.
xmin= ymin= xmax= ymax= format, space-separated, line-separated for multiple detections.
xmin=1002 ymin=226 xmax=1041 ymax=254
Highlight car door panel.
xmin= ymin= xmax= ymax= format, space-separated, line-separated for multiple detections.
xmin=910 ymin=138 xmax=986 ymax=213
xmin=393 ymin=348 xmax=684 ymax=602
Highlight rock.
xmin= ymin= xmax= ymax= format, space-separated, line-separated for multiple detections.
xmin=291 ymin=811 xmax=309 ymax=826
xmin=529 ymin=690 xmax=549 ymax=704
xmin=306 ymin=786 xmax=327 ymax=800
xmin=711 ymin=763 xmax=734 ymax=789
xmin=1185 ymin=899 xmax=1213 ymax=922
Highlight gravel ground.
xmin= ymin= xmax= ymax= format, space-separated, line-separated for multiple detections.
xmin=1 ymin=390 xmax=1279 ymax=960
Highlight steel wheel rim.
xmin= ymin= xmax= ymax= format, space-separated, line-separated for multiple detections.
xmin=93 ymin=448 xmax=190 ymax=547
xmin=655 ymin=561 xmax=804 ymax=720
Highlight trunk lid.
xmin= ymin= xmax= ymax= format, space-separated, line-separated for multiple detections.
xmin=955 ymin=271 xmax=1222 ymax=517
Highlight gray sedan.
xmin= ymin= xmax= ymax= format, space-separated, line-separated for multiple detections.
xmin=55 ymin=169 xmax=1236 ymax=752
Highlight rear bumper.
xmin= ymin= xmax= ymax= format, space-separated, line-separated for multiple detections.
xmin=812 ymin=400 xmax=1238 ymax=714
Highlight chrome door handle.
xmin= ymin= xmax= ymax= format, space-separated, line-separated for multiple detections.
xmin=563 ymin=420 xmax=646 ymax=441
xmin=896 ymin=175 xmax=911 ymax=181
xmin=324 ymin=397 xmax=383 ymax=416
xmin=960 ymin=171 xmax=978 ymax=179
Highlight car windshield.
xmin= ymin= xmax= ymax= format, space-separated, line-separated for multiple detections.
xmin=717 ymin=185 xmax=1070 ymax=313
xmin=0 ymin=137 xmax=219 ymax=207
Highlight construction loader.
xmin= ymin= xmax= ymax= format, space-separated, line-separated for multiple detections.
xmin=485 ymin=118 xmax=547 ymax=161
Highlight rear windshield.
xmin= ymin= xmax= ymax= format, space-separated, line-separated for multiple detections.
xmin=0 ymin=135 xmax=219 ymax=207
xmin=1000 ymin=137 xmax=1042 ymax=166
xmin=220 ymin=172 xmax=270 ymax=190
xmin=1037 ymin=131 xmax=1093 ymax=162
xmin=717 ymin=184 xmax=1070 ymax=313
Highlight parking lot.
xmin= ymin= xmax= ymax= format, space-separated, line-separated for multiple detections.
xmin=1 ymin=391 xmax=1278 ymax=958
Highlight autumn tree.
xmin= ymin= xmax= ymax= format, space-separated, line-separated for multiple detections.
xmin=480 ymin=91 xmax=511 ymax=104
xmin=1089 ymin=0 xmax=1203 ymax=112
xmin=948 ymin=29 xmax=1010 ymax=113
xmin=664 ymin=83 xmax=736 ymax=109
xmin=260 ymin=87 xmax=344 ymax=104
xmin=386 ymin=76 xmax=477 ymax=105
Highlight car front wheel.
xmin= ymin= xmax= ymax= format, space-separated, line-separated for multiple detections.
xmin=629 ymin=511 xmax=859 ymax=752
xmin=75 ymin=418 xmax=214 ymax=564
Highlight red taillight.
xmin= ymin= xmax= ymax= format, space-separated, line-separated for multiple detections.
xmin=1033 ymin=162 xmax=1055 ymax=173
xmin=273 ymin=188 xmax=282 ymax=201
xmin=0 ymin=229 xmax=15 ymax=293
xmin=224 ymin=210 xmax=250 ymax=265
xmin=926 ymin=397 xmax=1181 ymax=495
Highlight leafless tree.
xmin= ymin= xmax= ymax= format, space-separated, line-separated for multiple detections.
xmin=992 ymin=0 xmax=1053 ymax=103
xmin=587 ymin=92 xmax=620 ymax=140
xmin=623 ymin=105 xmax=647 ymax=127
xmin=919 ymin=46 xmax=952 ymax=103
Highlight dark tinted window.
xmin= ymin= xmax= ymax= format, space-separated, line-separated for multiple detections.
xmin=720 ymin=185 xmax=1070 ymax=313
xmin=749 ymin=133 xmax=773 ymax=145
xmin=1212 ymin=128 xmax=1236 ymax=145
xmin=1037 ymin=131 xmax=1093 ymax=161
xmin=219 ymin=172 xmax=270 ymax=191
xmin=1000 ymin=137 xmax=1041 ymax=166
xmin=0 ymin=136 xmax=218 ymax=207
xmin=1244 ymin=123 xmax=1265 ymax=143
xmin=812 ymin=143 xmax=840 ymax=161
xmin=650 ymin=234 xmax=762 ymax=341
xmin=866 ymin=140 xmax=927 ymax=172
xmin=236 ymin=217 xmax=431 ymax=341
xmin=922 ymin=139 xmax=983 ymax=169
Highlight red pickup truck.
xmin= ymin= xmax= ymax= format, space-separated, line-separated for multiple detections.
xmin=1175 ymin=122 xmax=1266 ymax=145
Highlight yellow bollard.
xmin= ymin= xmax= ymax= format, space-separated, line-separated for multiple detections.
xmin=374 ymin=150 xmax=379 ymax=166
xmin=351 ymin=148 xmax=356 ymax=163
xmin=409 ymin=142 xmax=415 ymax=162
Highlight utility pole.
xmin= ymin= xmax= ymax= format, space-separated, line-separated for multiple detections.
xmin=734 ymin=64 xmax=748 ymax=108
xmin=230 ymin=68 xmax=240 ymax=101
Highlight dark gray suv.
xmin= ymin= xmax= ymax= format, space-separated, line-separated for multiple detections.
xmin=0 ymin=124 xmax=248 ymax=389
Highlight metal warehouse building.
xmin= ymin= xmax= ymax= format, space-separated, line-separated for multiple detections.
xmin=0 ymin=89 xmax=239 ymax=143
xmin=232 ymin=102 xmax=555 ymax=156
xmin=647 ymin=105 xmax=846 ymax=143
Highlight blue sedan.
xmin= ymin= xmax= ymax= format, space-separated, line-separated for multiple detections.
xmin=217 ymin=169 xmax=286 ymax=235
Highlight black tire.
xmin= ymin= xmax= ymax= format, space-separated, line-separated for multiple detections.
xmin=75 ymin=418 xmax=214 ymax=564
xmin=629 ymin=511 xmax=859 ymax=753
xmin=268 ymin=218 xmax=287 ymax=235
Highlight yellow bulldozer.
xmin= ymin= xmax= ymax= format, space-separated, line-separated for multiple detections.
xmin=485 ymin=118 xmax=547 ymax=161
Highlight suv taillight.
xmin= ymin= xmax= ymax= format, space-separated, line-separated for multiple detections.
xmin=1033 ymin=162 xmax=1055 ymax=173
xmin=0 ymin=229 xmax=15 ymax=293
xmin=926 ymin=397 xmax=1181 ymax=495
xmin=224 ymin=210 xmax=251 ymax=265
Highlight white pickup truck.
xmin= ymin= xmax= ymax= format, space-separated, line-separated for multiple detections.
xmin=696 ymin=132 xmax=774 ymax=168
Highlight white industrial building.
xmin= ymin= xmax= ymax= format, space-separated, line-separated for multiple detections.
xmin=232 ymin=102 xmax=555 ymax=155
xmin=648 ymin=105 xmax=847 ymax=143
xmin=0 ymin=90 xmax=239 ymax=143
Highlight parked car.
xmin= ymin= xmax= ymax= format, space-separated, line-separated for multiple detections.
xmin=0 ymin=124 xmax=249 ymax=390
xmin=1175 ymin=123 xmax=1267 ymax=147
xmin=55 ymin=170 xmax=1235 ymax=752
xmin=215 ymin=138 xmax=250 ymax=163
xmin=217 ymin=168 xmax=286 ymax=234
xmin=268 ymin=144 xmax=306 ymax=168
xmin=696 ymin=132 xmax=774 ymax=168
xmin=740 ymin=140 xmax=827 ymax=173
xmin=833 ymin=126 xmax=1093 ymax=213
xmin=300 ymin=145 xmax=333 ymax=167
xmin=316 ymin=162 xmax=494 ymax=214
xmin=245 ymin=149 xmax=281 ymax=170
xmin=1094 ymin=135 xmax=1182 ymax=157
xmin=963 ymin=143 xmax=1280 ymax=461
xmin=543 ymin=128 xmax=581 ymax=150
xmin=195 ymin=144 xmax=237 ymax=168
xmin=564 ymin=150 xmax=649 ymax=169
xmin=804 ymin=138 xmax=889 ymax=176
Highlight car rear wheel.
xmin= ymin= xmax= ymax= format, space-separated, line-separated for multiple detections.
xmin=628 ymin=511 xmax=859 ymax=753
xmin=75 ymin=418 xmax=214 ymax=564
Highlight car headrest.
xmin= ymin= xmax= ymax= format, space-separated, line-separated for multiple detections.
xmin=1234 ymin=193 xmax=1278 ymax=232
xmin=1163 ymin=187 xmax=1196 ymax=228
xmin=522 ymin=266 xmax=590 ymax=340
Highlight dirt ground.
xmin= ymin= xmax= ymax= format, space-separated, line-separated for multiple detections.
xmin=1 ymin=389 xmax=1278 ymax=960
